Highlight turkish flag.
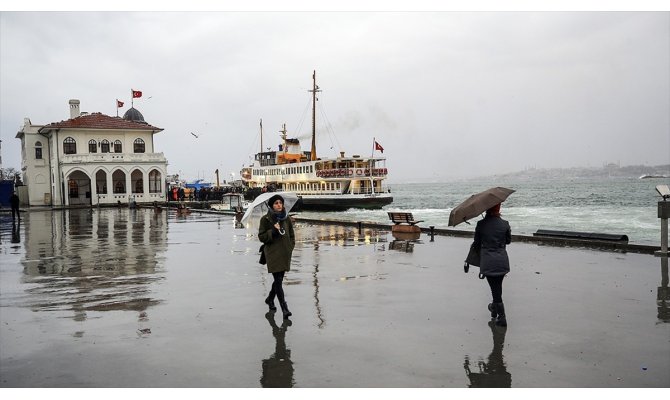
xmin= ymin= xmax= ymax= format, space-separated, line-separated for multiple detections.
xmin=132 ymin=90 xmax=142 ymax=98
xmin=117 ymin=100 xmax=124 ymax=108
xmin=374 ymin=141 xmax=384 ymax=153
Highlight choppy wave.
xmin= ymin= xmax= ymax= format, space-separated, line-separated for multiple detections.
xmin=295 ymin=177 xmax=669 ymax=245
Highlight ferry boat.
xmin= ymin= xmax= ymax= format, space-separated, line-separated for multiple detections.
xmin=240 ymin=71 xmax=393 ymax=211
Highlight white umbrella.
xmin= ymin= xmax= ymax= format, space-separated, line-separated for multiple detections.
xmin=240 ymin=191 xmax=299 ymax=225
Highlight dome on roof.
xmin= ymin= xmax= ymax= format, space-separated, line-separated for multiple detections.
xmin=123 ymin=107 xmax=145 ymax=122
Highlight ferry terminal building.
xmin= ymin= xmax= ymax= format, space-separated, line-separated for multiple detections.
xmin=15 ymin=99 xmax=168 ymax=207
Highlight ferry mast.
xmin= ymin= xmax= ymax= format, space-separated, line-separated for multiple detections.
xmin=309 ymin=70 xmax=321 ymax=161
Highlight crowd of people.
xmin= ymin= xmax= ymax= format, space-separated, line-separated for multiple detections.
xmin=166 ymin=185 xmax=245 ymax=202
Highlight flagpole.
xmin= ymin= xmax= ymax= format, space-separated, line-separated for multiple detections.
xmin=131 ymin=89 xmax=134 ymax=108
xmin=370 ymin=137 xmax=375 ymax=195
xmin=116 ymin=100 xmax=119 ymax=117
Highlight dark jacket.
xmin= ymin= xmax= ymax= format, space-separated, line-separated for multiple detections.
xmin=258 ymin=210 xmax=295 ymax=273
xmin=10 ymin=193 xmax=19 ymax=209
xmin=473 ymin=215 xmax=511 ymax=277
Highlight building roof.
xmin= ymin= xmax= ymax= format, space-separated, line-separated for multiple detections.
xmin=123 ymin=107 xmax=145 ymax=123
xmin=40 ymin=112 xmax=162 ymax=132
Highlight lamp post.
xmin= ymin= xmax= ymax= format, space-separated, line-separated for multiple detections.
xmin=656 ymin=184 xmax=670 ymax=257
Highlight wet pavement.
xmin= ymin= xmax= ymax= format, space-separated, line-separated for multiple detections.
xmin=0 ymin=208 xmax=668 ymax=388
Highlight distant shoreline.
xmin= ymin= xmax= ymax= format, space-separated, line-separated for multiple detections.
xmin=388 ymin=164 xmax=670 ymax=184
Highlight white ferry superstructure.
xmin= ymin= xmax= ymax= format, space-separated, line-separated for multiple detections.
xmin=240 ymin=71 xmax=393 ymax=211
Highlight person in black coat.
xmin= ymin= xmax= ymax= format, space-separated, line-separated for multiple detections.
xmin=473 ymin=202 xmax=511 ymax=327
xmin=259 ymin=194 xmax=295 ymax=319
xmin=9 ymin=191 xmax=20 ymax=222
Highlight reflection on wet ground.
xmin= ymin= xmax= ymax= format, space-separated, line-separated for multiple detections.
xmin=464 ymin=321 xmax=511 ymax=388
xmin=658 ymin=256 xmax=669 ymax=323
xmin=261 ymin=311 xmax=294 ymax=388
xmin=6 ymin=209 xmax=167 ymax=319
xmin=1 ymin=208 xmax=669 ymax=387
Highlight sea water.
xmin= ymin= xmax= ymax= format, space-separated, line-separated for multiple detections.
xmin=295 ymin=177 xmax=669 ymax=245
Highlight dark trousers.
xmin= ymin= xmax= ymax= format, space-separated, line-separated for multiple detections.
xmin=486 ymin=275 xmax=505 ymax=303
xmin=11 ymin=207 xmax=20 ymax=221
xmin=269 ymin=271 xmax=286 ymax=304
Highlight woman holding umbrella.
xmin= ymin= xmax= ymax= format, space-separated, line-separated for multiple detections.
xmin=259 ymin=194 xmax=296 ymax=319
xmin=473 ymin=202 xmax=511 ymax=327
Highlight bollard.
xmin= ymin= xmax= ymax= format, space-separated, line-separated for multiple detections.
xmin=656 ymin=185 xmax=670 ymax=257
xmin=429 ymin=225 xmax=435 ymax=242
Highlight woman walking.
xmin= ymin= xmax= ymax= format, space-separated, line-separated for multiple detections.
xmin=259 ymin=194 xmax=296 ymax=319
xmin=473 ymin=202 xmax=511 ymax=327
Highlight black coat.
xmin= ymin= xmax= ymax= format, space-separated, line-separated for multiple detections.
xmin=473 ymin=215 xmax=511 ymax=277
xmin=10 ymin=194 xmax=19 ymax=209
xmin=258 ymin=210 xmax=295 ymax=273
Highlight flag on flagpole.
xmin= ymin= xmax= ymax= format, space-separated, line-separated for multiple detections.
xmin=132 ymin=89 xmax=142 ymax=98
xmin=374 ymin=141 xmax=384 ymax=153
xmin=117 ymin=100 xmax=124 ymax=108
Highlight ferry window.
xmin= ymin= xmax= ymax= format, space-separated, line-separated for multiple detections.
xmin=101 ymin=139 xmax=110 ymax=153
xmin=114 ymin=140 xmax=122 ymax=153
xmin=134 ymin=138 xmax=145 ymax=153
xmin=63 ymin=137 xmax=76 ymax=154
xmin=89 ymin=139 xmax=97 ymax=153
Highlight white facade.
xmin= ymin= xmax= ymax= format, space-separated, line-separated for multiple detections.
xmin=16 ymin=118 xmax=51 ymax=205
xmin=16 ymin=99 xmax=168 ymax=207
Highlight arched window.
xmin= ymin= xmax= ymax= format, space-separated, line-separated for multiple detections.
xmin=131 ymin=170 xmax=143 ymax=194
xmin=114 ymin=181 xmax=125 ymax=194
xmin=114 ymin=140 xmax=122 ymax=153
xmin=68 ymin=180 xmax=79 ymax=198
xmin=112 ymin=170 xmax=126 ymax=194
xmin=35 ymin=141 xmax=43 ymax=159
xmin=89 ymin=139 xmax=97 ymax=153
xmin=133 ymin=138 xmax=145 ymax=153
xmin=63 ymin=137 xmax=76 ymax=154
xmin=96 ymin=170 xmax=107 ymax=194
xmin=149 ymin=170 xmax=161 ymax=193
xmin=101 ymin=139 xmax=110 ymax=153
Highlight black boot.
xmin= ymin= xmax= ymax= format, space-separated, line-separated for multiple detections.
xmin=265 ymin=293 xmax=276 ymax=312
xmin=280 ymin=301 xmax=292 ymax=319
xmin=488 ymin=303 xmax=497 ymax=318
xmin=494 ymin=302 xmax=507 ymax=327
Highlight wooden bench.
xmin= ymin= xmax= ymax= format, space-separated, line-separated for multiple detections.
xmin=388 ymin=212 xmax=423 ymax=233
xmin=388 ymin=212 xmax=424 ymax=225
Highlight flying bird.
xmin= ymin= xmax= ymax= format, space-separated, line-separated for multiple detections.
xmin=190 ymin=132 xmax=199 ymax=138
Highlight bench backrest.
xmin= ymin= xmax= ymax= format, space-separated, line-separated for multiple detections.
xmin=388 ymin=212 xmax=415 ymax=222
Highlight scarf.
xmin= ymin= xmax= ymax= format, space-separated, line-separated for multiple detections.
xmin=273 ymin=209 xmax=288 ymax=222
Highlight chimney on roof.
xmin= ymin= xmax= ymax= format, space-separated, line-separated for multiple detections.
xmin=69 ymin=99 xmax=80 ymax=119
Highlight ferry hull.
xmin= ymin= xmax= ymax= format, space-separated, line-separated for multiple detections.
xmin=294 ymin=195 xmax=393 ymax=211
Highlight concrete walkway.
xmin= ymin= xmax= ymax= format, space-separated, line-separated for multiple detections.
xmin=0 ymin=209 xmax=668 ymax=387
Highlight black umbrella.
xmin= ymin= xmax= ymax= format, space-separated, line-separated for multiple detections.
xmin=448 ymin=187 xmax=515 ymax=227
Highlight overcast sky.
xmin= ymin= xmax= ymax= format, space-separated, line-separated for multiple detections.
xmin=1 ymin=10 xmax=668 ymax=183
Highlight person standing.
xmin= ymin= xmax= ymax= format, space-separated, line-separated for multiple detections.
xmin=259 ymin=194 xmax=295 ymax=319
xmin=473 ymin=202 xmax=511 ymax=327
xmin=9 ymin=191 xmax=20 ymax=222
